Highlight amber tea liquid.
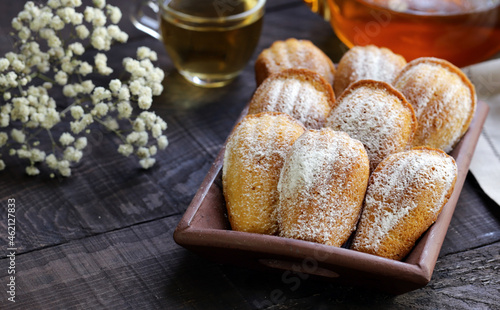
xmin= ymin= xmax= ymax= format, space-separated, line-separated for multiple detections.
xmin=160 ymin=0 xmax=264 ymax=87
xmin=328 ymin=0 xmax=500 ymax=67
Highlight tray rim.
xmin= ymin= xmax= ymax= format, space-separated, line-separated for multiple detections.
xmin=173 ymin=100 xmax=489 ymax=294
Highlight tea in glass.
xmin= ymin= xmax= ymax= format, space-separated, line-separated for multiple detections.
xmin=327 ymin=0 xmax=500 ymax=67
xmin=160 ymin=0 xmax=265 ymax=87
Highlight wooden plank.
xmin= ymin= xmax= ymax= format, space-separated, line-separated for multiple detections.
xmin=0 ymin=117 xmax=217 ymax=252
xmin=1 ymin=214 xmax=498 ymax=309
xmin=441 ymin=173 xmax=500 ymax=256
xmin=0 ymin=215 xmax=250 ymax=309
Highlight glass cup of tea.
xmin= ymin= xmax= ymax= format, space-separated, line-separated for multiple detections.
xmin=306 ymin=0 xmax=500 ymax=67
xmin=132 ymin=0 xmax=266 ymax=88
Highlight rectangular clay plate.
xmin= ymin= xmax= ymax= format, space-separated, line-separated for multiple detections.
xmin=173 ymin=101 xmax=489 ymax=294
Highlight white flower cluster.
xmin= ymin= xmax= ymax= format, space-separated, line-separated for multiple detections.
xmin=0 ymin=0 xmax=168 ymax=176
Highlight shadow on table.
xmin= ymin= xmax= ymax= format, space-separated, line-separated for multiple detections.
xmin=164 ymin=248 xmax=399 ymax=310
xmin=154 ymin=69 xmax=256 ymax=112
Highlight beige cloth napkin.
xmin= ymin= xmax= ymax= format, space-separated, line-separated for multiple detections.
xmin=462 ymin=59 xmax=500 ymax=206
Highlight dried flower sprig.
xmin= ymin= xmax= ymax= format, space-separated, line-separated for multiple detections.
xmin=0 ymin=0 xmax=168 ymax=177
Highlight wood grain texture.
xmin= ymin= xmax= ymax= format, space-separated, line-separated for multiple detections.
xmin=1 ymin=215 xmax=497 ymax=309
xmin=441 ymin=173 xmax=500 ymax=256
xmin=0 ymin=0 xmax=499 ymax=309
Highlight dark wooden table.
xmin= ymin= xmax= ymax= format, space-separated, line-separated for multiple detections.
xmin=1 ymin=0 xmax=499 ymax=309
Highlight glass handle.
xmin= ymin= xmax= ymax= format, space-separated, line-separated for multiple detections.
xmin=130 ymin=0 xmax=162 ymax=39
xmin=303 ymin=0 xmax=330 ymax=21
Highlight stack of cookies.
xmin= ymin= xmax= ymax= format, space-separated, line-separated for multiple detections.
xmin=222 ymin=39 xmax=475 ymax=261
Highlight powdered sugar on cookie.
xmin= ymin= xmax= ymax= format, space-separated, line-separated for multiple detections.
xmin=352 ymin=148 xmax=457 ymax=259
xmin=326 ymin=80 xmax=417 ymax=171
xmin=223 ymin=112 xmax=305 ymax=234
xmin=334 ymin=45 xmax=406 ymax=96
xmin=394 ymin=57 xmax=476 ymax=152
xmin=249 ymin=69 xmax=336 ymax=129
xmin=277 ymin=129 xmax=369 ymax=246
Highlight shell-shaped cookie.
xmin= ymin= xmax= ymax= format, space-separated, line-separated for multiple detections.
xmin=334 ymin=45 xmax=406 ymax=97
xmin=255 ymin=38 xmax=335 ymax=86
xmin=393 ymin=57 xmax=476 ymax=152
xmin=326 ymin=79 xmax=417 ymax=171
xmin=277 ymin=128 xmax=370 ymax=246
xmin=223 ymin=112 xmax=305 ymax=235
xmin=351 ymin=147 xmax=457 ymax=260
xmin=248 ymin=68 xmax=336 ymax=129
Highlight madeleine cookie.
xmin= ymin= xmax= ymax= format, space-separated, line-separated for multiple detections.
xmin=222 ymin=112 xmax=305 ymax=235
xmin=248 ymin=68 xmax=336 ymax=129
xmin=255 ymin=38 xmax=335 ymax=86
xmin=334 ymin=45 xmax=406 ymax=96
xmin=393 ymin=57 xmax=476 ymax=152
xmin=351 ymin=147 xmax=457 ymax=260
xmin=277 ymin=128 xmax=370 ymax=246
xmin=326 ymin=80 xmax=417 ymax=171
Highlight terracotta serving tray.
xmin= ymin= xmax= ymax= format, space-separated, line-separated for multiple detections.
xmin=173 ymin=101 xmax=489 ymax=295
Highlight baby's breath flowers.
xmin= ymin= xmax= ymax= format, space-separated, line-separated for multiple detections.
xmin=0 ymin=0 xmax=168 ymax=177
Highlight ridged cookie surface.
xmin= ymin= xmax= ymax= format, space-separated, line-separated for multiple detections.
xmin=334 ymin=45 xmax=406 ymax=97
xmin=277 ymin=128 xmax=370 ymax=246
xmin=248 ymin=68 xmax=335 ymax=129
xmin=351 ymin=147 xmax=457 ymax=260
xmin=223 ymin=112 xmax=305 ymax=235
xmin=326 ymin=79 xmax=417 ymax=171
xmin=394 ymin=57 xmax=476 ymax=152
xmin=255 ymin=38 xmax=335 ymax=86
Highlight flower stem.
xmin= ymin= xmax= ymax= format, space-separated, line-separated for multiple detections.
xmin=46 ymin=128 xmax=57 ymax=155
xmin=36 ymin=73 xmax=56 ymax=85
xmin=60 ymin=97 xmax=87 ymax=116
xmin=94 ymin=117 xmax=126 ymax=143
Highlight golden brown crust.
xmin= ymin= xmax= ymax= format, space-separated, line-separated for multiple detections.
xmin=248 ymin=68 xmax=336 ymax=129
xmin=254 ymin=38 xmax=336 ymax=86
xmin=334 ymin=45 xmax=406 ymax=97
xmin=394 ymin=57 xmax=476 ymax=152
xmin=351 ymin=147 xmax=457 ymax=260
xmin=326 ymin=79 xmax=418 ymax=171
xmin=277 ymin=128 xmax=370 ymax=246
xmin=222 ymin=112 xmax=305 ymax=235
xmin=254 ymin=57 xmax=273 ymax=89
